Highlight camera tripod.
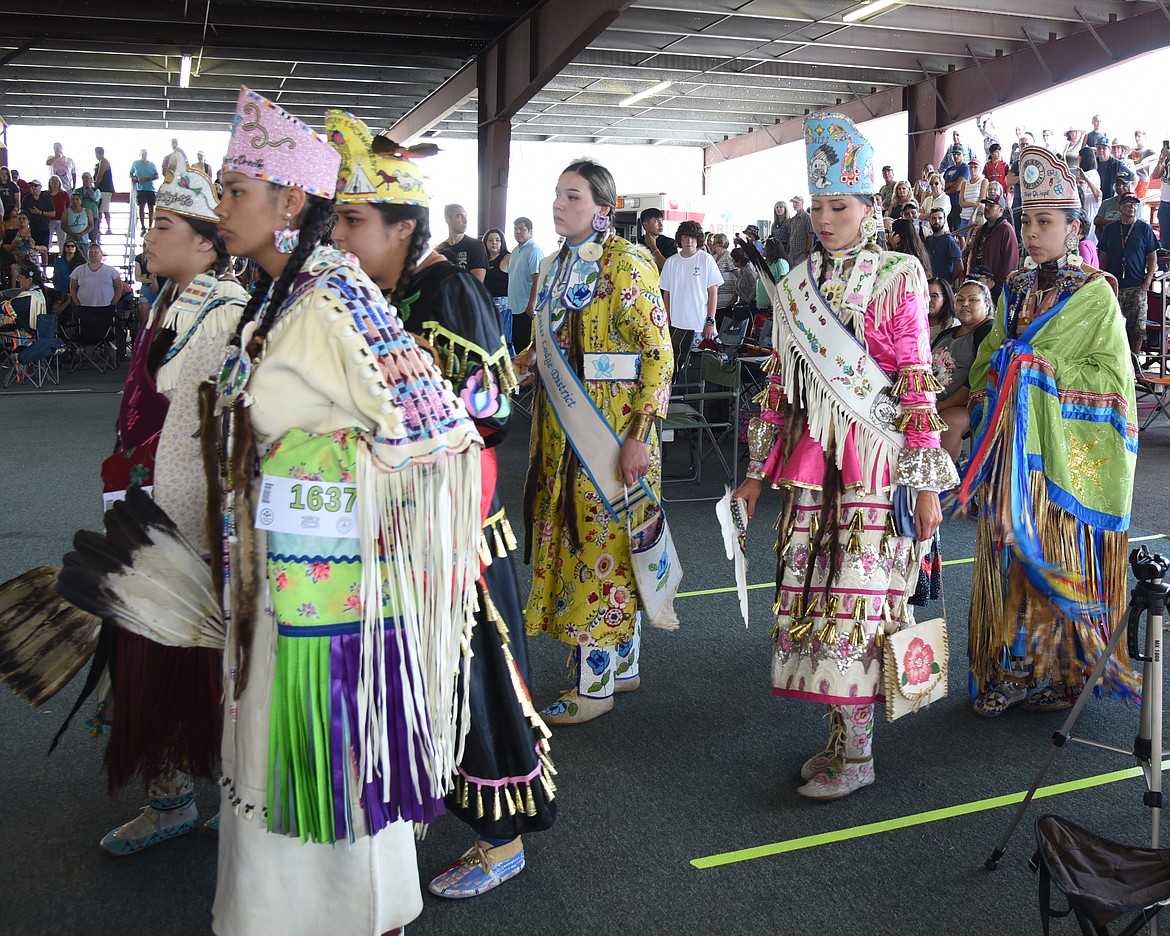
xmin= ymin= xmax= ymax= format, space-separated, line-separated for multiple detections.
xmin=984 ymin=547 xmax=1169 ymax=900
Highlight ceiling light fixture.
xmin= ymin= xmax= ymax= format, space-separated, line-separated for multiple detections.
xmin=619 ymin=80 xmax=673 ymax=107
xmin=842 ymin=0 xmax=903 ymax=23
xmin=179 ymin=54 xmax=192 ymax=88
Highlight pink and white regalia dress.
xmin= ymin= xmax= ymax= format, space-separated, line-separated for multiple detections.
xmin=746 ymin=245 xmax=957 ymax=704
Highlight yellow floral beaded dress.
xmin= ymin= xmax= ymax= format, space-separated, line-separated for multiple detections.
xmin=524 ymin=235 xmax=673 ymax=678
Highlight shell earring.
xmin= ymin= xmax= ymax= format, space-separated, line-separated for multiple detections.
xmin=275 ymin=214 xmax=300 ymax=254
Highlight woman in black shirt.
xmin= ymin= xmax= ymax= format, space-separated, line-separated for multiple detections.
xmin=482 ymin=227 xmax=513 ymax=353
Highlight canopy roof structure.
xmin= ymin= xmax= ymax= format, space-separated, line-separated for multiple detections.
xmin=1 ymin=0 xmax=1162 ymax=145
xmin=0 ymin=0 xmax=537 ymax=131
xmin=435 ymin=0 xmax=1165 ymax=147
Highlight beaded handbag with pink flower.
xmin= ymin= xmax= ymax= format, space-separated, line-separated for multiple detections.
xmin=882 ymin=612 xmax=948 ymax=722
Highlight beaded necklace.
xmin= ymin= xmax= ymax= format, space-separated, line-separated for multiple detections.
xmin=1006 ymin=260 xmax=1085 ymax=336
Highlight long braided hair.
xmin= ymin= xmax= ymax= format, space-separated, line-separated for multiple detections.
xmin=213 ymin=189 xmax=336 ymax=694
xmin=371 ymin=203 xmax=430 ymax=311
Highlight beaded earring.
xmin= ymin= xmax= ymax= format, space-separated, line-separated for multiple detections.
xmin=275 ymin=213 xmax=300 ymax=254
xmin=1064 ymin=232 xmax=1081 ymax=267
xmin=859 ymin=215 xmax=879 ymax=242
xmin=591 ymin=211 xmax=609 ymax=233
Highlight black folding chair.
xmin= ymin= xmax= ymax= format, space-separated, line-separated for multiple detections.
xmin=21 ymin=313 xmax=65 ymax=386
xmin=668 ymin=325 xmax=696 ymax=391
xmin=67 ymin=305 xmax=119 ymax=372
xmin=1034 ymin=814 xmax=1170 ymax=935
xmin=659 ymin=353 xmax=740 ymax=502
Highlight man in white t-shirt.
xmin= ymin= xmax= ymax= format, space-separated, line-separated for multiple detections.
xmin=658 ymin=220 xmax=721 ymax=343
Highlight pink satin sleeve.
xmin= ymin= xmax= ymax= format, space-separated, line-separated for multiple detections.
xmin=877 ymin=278 xmax=942 ymax=450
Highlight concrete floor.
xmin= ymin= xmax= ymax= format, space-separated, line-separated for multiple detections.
xmin=2 ymin=367 xmax=1169 ymax=936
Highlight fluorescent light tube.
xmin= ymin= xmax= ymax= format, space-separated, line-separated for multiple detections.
xmin=619 ymin=80 xmax=673 ymax=107
xmin=842 ymin=0 xmax=902 ymax=23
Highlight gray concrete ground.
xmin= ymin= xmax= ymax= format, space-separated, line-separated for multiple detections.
xmin=1 ymin=368 xmax=1169 ymax=936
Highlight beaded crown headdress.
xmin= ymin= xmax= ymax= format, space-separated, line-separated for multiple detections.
xmin=155 ymin=152 xmax=219 ymax=223
xmin=804 ymin=114 xmax=875 ymax=196
xmin=223 ymin=87 xmax=340 ymax=199
xmin=326 ymin=110 xmax=433 ymax=207
xmin=1018 ymin=146 xmax=1079 ymax=210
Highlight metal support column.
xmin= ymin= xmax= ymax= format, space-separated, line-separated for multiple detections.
xmin=903 ymin=80 xmax=944 ymax=182
xmin=475 ymin=49 xmax=512 ymax=236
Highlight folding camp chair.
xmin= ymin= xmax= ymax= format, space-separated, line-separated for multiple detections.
xmin=1034 ymin=814 xmax=1170 ymax=935
xmin=511 ymin=374 xmax=537 ymax=421
xmin=0 ymin=298 xmax=40 ymax=387
xmin=1134 ymin=352 xmax=1170 ymax=431
xmin=1 ymin=326 xmax=39 ymax=387
xmin=659 ymin=352 xmax=740 ymax=502
xmin=714 ymin=314 xmax=749 ymax=357
xmin=19 ymin=313 xmax=65 ymax=386
xmin=66 ymin=305 xmax=119 ymax=372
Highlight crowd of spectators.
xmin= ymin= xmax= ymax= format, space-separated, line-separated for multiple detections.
xmin=0 ymin=138 xmax=225 ymax=292
xmin=0 ymin=140 xmax=165 ymax=363
xmin=5 ymin=117 xmax=1163 ymax=400
xmin=854 ymin=115 xmax=1167 ymax=313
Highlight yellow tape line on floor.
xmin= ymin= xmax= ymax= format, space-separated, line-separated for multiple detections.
xmin=676 ymin=533 xmax=1168 ymax=600
xmin=691 ymin=761 xmax=1170 ymax=869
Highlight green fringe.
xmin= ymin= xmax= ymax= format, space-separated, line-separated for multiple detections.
xmin=268 ymin=634 xmax=336 ymax=843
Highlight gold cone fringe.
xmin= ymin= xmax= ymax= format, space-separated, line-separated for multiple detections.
xmin=421 ymin=322 xmax=519 ymax=395
xmin=879 ymin=514 xmax=896 ymax=559
xmin=478 ymin=510 xmax=519 ymax=569
xmin=456 ymin=587 xmax=557 ymax=815
xmin=894 ymin=404 xmax=948 ymax=433
xmin=891 ymin=364 xmax=944 ymax=397
xmin=850 ymin=594 xmax=868 ymax=648
xmin=845 ymin=510 xmax=864 ymax=555
xmin=453 ymin=774 xmax=549 ymax=819
xmin=482 ymin=590 xmax=553 ymax=741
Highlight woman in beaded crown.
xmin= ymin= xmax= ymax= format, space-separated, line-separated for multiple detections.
xmin=328 ymin=108 xmax=556 ymax=901
xmin=955 ymin=144 xmax=1139 ymax=719
xmin=209 ymin=87 xmax=483 ymax=936
xmin=735 ymin=113 xmax=956 ymax=801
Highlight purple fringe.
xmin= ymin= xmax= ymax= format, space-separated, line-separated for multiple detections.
xmin=330 ymin=630 xmax=446 ymax=838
